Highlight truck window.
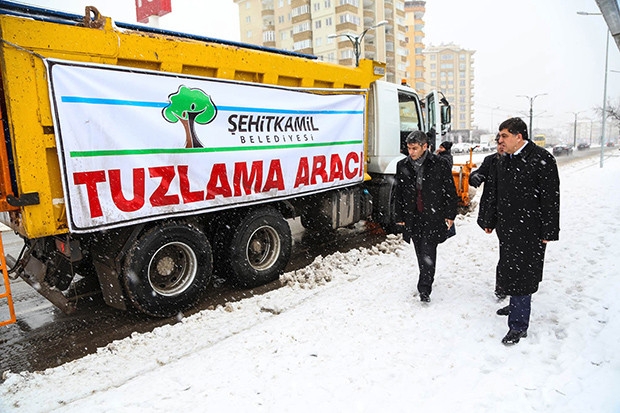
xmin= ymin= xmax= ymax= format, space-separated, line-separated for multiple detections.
xmin=398 ymin=92 xmax=421 ymax=155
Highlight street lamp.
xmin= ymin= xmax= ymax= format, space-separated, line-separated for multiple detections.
xmin=490 ymin=106 xmax=500 ymax=132
xmin=569 ymin=111 xmax=583 ymax=148
xmin=578 ymin=11 xmax=608 ymax=168
xmin=517 ymin=93 xmax=547 ymax=137
xmin=328 ymin=20 xmax=388 ymax=67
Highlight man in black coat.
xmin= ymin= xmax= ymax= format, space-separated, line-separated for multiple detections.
xmin=394 ymin=131 xmax=458 ymax=303
xmin=479 ymin=117 xmax=560 ymax=345
xmin=435 ymin=140 xmax=454 ymax=167
xmin=470 ymin=135 xmax=506 ymax=299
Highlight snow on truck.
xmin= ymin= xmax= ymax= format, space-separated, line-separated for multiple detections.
xmin=0 ymin=2 xmax=452 ymax=320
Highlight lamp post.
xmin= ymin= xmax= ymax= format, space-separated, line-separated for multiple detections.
xmin=517 ymin=93 xmax=547 ymax=137
xmin=490 ymin=106 xmax=500 ymax=132
xmin=328 ymin=20 xmax=388 ymax=67
xmin=570 ymin=111 xmax=583 ymax=148
xmin=578 ymin=11 xmax=608 ymax=168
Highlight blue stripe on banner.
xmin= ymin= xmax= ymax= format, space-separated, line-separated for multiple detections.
xmin=60 ymin=97 xmax=363 ymax=115
xmin=61 ymin=97 xmax=168 ymax=107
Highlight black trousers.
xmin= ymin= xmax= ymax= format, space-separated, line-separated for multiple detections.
xmin=404 ymin=227 xmax=438 ymax=296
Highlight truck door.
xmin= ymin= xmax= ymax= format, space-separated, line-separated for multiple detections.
xmin=425 ymin=91 xmax=451 ymax=151
xmin=398 ymin=90 xmax=423 ymax=156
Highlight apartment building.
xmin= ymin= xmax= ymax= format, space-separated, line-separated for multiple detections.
xmin=234 ymin=1 xmax=475 ymax=131
xmin=233 ymin=0 xmax=409 ymax=83
xmin=423 ymin=43 xmax=475 ymax=130
xmin=404 ymin=1 xmax=426 ymax=95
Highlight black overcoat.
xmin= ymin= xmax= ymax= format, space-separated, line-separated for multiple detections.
xmin=394 ymin=151 xmax=458 ymax=244
xmin=479 ymin=142 xmax=560 ymax=295
xmin=474 ymin=152 xmax=502 ymax=230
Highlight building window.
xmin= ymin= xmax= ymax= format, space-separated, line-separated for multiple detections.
xmin=246 ymin=30 xmax=252 ymax=39
xmin=339 ymin=13 xmax=360 ymax=26
xmin=430 ymin=63 xmax=436 ymax=70
xmin=263 ymin=31 xmax=275 ymax=42
xmin=314 ymin=2 xmax=321 ymax=11
xmin=293 ymin=22 xmax=311 ymax=34
xmin=339 ymin=0 xmax=359 ymax=5
xmin=315 ymin=20 xmax=322 ymax=29
xmin=294 ymin=39 xmax=312 ymax=50
xmin=326 ymin=17 xmax=332 ymax=26
xmin=292 ymin=5 xmax=309 ymax=17
xmin=340 ymin=49 xmax=355 ymax=59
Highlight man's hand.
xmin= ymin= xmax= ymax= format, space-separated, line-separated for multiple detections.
xmin=484 ymin=228 xmax=494 ymax=234
xmin=469 ymin=173 xmax=483 ymax=188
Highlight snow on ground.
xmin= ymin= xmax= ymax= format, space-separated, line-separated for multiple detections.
xmin=1 ymin=153 xmax=619 ymax=412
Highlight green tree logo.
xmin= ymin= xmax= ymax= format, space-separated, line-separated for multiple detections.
xmin=162 ymin=85 xmax=217 ymax=148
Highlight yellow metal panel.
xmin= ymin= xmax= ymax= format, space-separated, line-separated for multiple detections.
xmin=0 ymin=12 xmax=385 ymax=239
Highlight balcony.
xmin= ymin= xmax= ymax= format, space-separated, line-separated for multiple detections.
xmin=335 ymin=3 xmax=359 ymax=14
xmin=335 ymin=21 xmax=359 ymax=32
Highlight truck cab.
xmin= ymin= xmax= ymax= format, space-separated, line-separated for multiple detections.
xmin=364 ymin=80 xmax=451 ymax=231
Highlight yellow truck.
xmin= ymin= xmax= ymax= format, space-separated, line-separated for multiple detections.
xmin=0 ymin=2 xmax=451 ymax=318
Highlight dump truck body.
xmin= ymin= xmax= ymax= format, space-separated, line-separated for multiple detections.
xmin=0 ymin=3 xmax=450 ymax=318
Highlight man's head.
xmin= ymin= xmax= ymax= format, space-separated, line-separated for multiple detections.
xmin=405 ymin=130 xmax=429 ymax=160
xmin=495 ymin=133 xmax=506 ymax=155
xmin=498 ymin=117 xmax=528 ymax=154
xmin=438 ymin=141 xmax=453 ymax=153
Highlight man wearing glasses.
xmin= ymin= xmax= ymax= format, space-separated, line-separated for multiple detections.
xmin=479 ymin=117 xmax=560 ymax=345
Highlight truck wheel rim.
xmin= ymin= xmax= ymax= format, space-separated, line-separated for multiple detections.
xmin=246 ymin=225 xmax=280 ymax=271
xmin=147 ymin=242 xmax=197 ymax=296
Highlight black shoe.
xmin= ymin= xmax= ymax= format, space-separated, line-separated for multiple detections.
xmin=496 ymin=305 xmax=510 ymax=316
xmin=420 ymin=293 xmax=431 ymax=303
xmin=501 ymin=329 xmax=528 ymax=345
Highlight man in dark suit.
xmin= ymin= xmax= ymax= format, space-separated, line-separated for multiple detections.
xmin=394 ymin=131 xmax=458 ymax=303
xmin=470 ymin=134 xmax=506 ymax=300
xmin=478 ymin=117 xmax=560 ymax=345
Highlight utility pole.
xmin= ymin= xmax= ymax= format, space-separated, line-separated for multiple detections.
xmin=517 ymin=93 xmax=547 ymax=137
xmin=570 ymin=111 xmax=583 ymax=147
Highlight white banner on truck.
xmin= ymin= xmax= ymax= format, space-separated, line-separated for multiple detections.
xmin=46 ymin=60 xmax=366 ymax=232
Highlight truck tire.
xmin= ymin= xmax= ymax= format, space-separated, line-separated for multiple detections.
xmin=220 ymin=207 xmax=291 ymax=288
xmin=122 ymin=221 xmax=212 ymax=317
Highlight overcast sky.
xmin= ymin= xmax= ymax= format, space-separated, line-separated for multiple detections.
xmin=13 ymin=0 xmax=620 ymax=136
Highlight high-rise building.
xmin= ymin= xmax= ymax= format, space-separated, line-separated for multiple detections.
xmin=233 ymin=0 xmax=407 ymax=83
xmin=404 ymin=1 xmax=426 ymax=95
xmin=423 ymin=43 xmax=475 ymax=131
xmin=234 ymin=1 xmax=476 ymax=132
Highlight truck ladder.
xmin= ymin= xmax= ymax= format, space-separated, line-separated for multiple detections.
xmin=0 ymin=233 xmax=16 ymax=326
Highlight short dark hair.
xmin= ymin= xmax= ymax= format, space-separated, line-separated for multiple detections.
xmin=405 ymin=130 xmax=429 ymax=146
xmin=499 ymin=117 xmax=529 ymax=140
